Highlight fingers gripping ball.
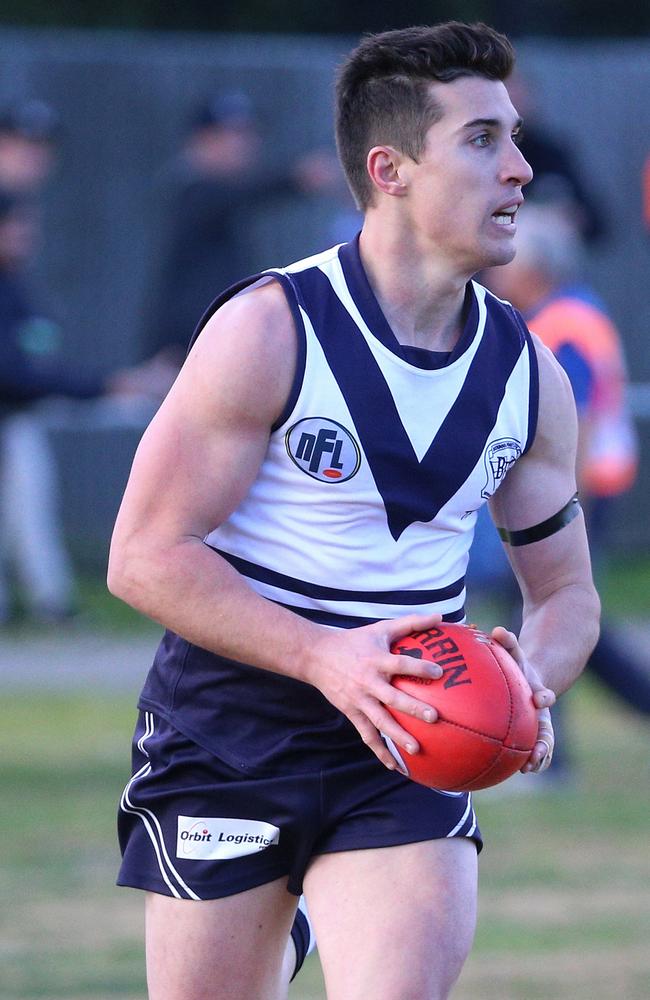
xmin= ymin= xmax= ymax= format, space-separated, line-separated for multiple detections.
xmin=388 ymin=624 xmax=538 ymax=792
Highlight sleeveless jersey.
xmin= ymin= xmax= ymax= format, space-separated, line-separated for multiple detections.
xmin=138 ymin=236 xmax=539 ymax=772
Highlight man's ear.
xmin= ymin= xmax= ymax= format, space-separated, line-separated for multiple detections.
xmin=366 ymin=145 xmax=409 ymax=198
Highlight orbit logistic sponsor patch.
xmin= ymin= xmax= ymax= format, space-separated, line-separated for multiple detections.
xmin=176 ymin=816 xmax=280 ymax=860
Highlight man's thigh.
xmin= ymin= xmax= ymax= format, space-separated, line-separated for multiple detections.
xmin=303 ymin=837 xmax=478 ymax=1000
xmin=145 ymin=878 xmax=298 ymax=1000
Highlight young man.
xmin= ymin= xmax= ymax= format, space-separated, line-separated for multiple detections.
xmin=109 ymin=22 xmax=599 ymax=1000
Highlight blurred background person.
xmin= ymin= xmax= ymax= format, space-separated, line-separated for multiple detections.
xmin=472 ymin=203 xmax=649 ymax=785
xmin=0 ymin=98 xmax=60 ymax=197
xmin=0 ymin=190 xmax=107 ymax=623
xmin=0 ymin=96 xmax=95 ymax=625
xmin=117 ymin=90 xmax=343 ymax=403
xmin=507 ymin=68 xmax=607 ymax=244
xmin=486 ymin=204 xmax=638 ymax=547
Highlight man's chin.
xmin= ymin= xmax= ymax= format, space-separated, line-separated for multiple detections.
xmin=482 ymin=243 xmax=517 ymax=271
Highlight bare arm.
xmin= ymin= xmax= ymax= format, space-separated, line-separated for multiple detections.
xmin=488 ymin=339 xmax=600 ymax=771
xmin=490 ymin=338 xmax=600 ymax=694
xmin=108 ymin=280 xmax=444 ymax=771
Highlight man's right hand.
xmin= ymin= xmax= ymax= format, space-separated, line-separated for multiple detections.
xmin=304 ymin=613 xmax=445 ymax=773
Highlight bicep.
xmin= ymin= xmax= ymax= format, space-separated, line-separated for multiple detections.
xmin=490 ymin=340 xmax=577 ymax=529
xmin=115 ymin=386 xmax=268 ymax=548
xmin=112 ymin=282 xmax=295 ymax=548
xmin=488 ymin=341 xmax=592 ymax=603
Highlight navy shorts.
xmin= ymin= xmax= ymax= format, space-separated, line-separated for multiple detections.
xmin=117 ymin=710 xmax=482 ymax=900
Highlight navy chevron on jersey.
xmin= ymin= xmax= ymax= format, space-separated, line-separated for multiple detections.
xmin=138 ymin=235 xmax=538 ymax=770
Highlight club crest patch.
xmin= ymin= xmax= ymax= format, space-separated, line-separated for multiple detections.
xmin=285 ymin=417 xmax=361 ymax=483
xmin=481 ymin=437 xmax=521 ymax=498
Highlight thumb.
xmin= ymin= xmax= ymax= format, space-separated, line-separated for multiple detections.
xmin=532 ymin=686 xmax=556 ymax=709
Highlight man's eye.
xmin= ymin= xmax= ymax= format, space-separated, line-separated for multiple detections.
xmin=472 ymin=133 xmax=490 ymax=147
xmin=512 ymin=130 xmax=524 ymax=146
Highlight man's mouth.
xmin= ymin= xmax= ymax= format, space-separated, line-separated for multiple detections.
xmin=492 ymin=205 xmax=518 ymax=226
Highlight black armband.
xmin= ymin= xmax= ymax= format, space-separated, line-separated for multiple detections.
xmin=497 ymin=493 xmax=581 ymax=546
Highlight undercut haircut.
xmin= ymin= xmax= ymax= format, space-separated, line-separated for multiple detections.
xmin=335 ymin=22 xmax=515 ymax=210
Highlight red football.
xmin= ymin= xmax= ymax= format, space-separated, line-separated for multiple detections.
xmin=388 ymin=623 xmax=538 ymax=791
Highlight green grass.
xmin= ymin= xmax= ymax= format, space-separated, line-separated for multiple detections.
xmin=0 ymin=678 xmax=648 ymax=999
xmin=0 ymin=693 xmax=143 ymax=998
xmin=2 ymin=574 xmax=159 ymax=635
xmin=77 ymin=576 xmax=157 ymax=632
xmin=1 ymin=553 xmax=649 ymax=998
xmin=455 ymin=678 xmax=650 ymax=999
xmin=596 ymin=552 xmax=650 ymax=617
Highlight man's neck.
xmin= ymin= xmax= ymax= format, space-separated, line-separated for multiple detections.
xmin=358 ymin=216 xmax=470 ymax=353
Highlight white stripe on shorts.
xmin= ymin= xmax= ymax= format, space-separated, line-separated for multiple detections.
xmin=136 ymin=710 xmax=154 ymax=755
xmin=120 ymin=712 xmax=202 ymax=901
xmin=446 ymin=794 xmax=473 ymax=838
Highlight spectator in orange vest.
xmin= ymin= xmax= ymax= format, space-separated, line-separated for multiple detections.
xmin=488 ymin=204 xmax=637 ymax=506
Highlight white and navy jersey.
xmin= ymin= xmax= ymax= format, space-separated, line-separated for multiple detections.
xmin=205 ymin=236 xmax=537 ymax=626
xmin=139 ymin=236 xmax=538 ymax=770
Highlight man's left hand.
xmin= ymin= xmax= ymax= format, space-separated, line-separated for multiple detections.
xmin=491 ymin=626 xmax=556 ymax=774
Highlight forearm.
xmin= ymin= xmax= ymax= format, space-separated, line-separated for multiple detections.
xmin=518 ymin=581 xmax=600 ymax=695
xmin=107 ymin=535 xmax=324 ymax=682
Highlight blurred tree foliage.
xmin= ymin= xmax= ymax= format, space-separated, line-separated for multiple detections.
xmin=0 ymin=0 xmax=648 ymax=37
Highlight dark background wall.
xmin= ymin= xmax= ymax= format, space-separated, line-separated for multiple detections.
xmin=0 ymin=27 xmax=647 ymax=565
xmin=1 ymin=0 xmax=649 ymax=38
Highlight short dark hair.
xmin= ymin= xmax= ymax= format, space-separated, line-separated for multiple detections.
xmin=335 ymin=22 xmax=515 ymax=209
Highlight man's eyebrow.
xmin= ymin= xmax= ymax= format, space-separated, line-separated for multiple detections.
xmin=461 ymin=116 xmax=524 ymax=130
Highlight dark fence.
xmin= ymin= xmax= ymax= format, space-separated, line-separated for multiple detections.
xmin=0 ymin=27 xmax=648 ymax=567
